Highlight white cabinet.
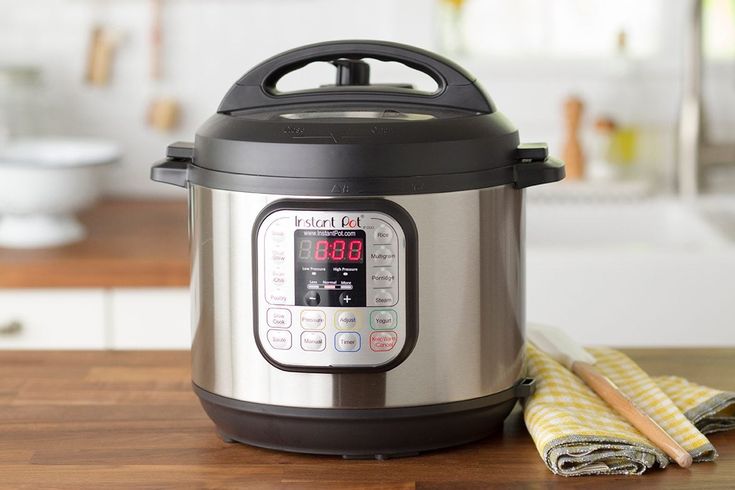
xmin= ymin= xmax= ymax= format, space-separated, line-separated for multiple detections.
xmin=109 ymin=288 xmax=190 ymax=349
xmin=0 ymin=289 xmax=106 ymax=349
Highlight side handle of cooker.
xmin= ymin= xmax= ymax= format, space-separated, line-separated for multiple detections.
xmin=513 ymin=143 xmax=565 ymax=189
xmin=150 ymin=141 xmax=193 ymax=188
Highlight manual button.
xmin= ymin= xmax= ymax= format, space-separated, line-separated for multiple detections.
xmin=301 ymin=331 xmax=326 ymax=351
xmin=267 ymin=329 xmax=292 ymax=350
xmin=300 ymin=310 xmax=325 ymax=329
xmin=371 ymin=268 xmax=395 ymax=288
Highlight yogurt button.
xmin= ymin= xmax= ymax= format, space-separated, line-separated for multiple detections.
xmin=370 ymin=310 xmax=396 ymax=329
xmin=267 ymin=308 xmax=291 ymax=328
xmin=371 ymin=268 xmax=395 ymax=288
xmin=369 ymin=331 xmax=398 ymax=352
xmin=371 ymin=290 xmax=395 ymax=307
xmin=373 ymin=224 xmax=394 ymax=243
xmin=301 ymin=331 xmax=326 ymax=351
xmin=335 ymin=332 xmax=361 ymax=352
xmin=370 ymin=246 xmax=395 ymax=266
xmin=336 ymin=311 xmax=358 ymax=329
xmin=267 ymin=329 xmax=292 ymax=350
xmin=300 ymin=310 xmax=326 ymax=329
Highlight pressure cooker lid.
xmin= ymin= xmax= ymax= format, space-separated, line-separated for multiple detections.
xmin=154 ymin=41 xmax=565 ymax=195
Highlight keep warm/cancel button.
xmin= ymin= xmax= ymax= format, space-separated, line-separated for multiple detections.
xmin=369 ymin=331 xmax=398 ymax=352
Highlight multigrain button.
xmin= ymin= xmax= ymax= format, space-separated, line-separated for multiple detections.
xmin=267 ymin=329 xmax=292 ymax=350
xmin=371 ymin=268 xmax=395 ymax=288
xmin=371 ymin=289 xmax=395 ymax=306
xmin=370 ymin=310 xmax=397 ymax=329
xmin=336 ymin=311 xmax=358 ymax=329
xmin=370 ymin=246 xmax=395 ymax=266
xmin=267 ymin=308 xmax=291 ymax=328
xmin=300 ymin=310 xmax=326 ymax=329
xmin=373 ymin=224 xmax=393 ymax=243
xmin=335 ymin=332 xmax=361 ymax=352
xmin=370 ymin=331 xmax=398 ymax=352
xmin=301 ymin=331 xmax=326 ymax=351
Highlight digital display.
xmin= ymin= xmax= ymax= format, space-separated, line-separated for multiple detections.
xmin=296 ymin=232 xmax=364 ymax=263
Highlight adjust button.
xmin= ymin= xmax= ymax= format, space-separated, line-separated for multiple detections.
xmin=370 ymin=331 xmax=398 ymax=352
xmin=267 ymin=308 xmax=291 ymax=328
xmin=373 ymin=224 xmax=394 ymax=243
xmin=335 ymin=332 xmax=361 ymax=352
xmin=370 ymin=310 xmax=397 ymax=330
xmin=336 ymin=311 xmax=359 ymax=329
xmin=300 ymin=310 xmax=326 ymax=329
xmin=370 ymin=268 xmax=395 ymax=288
xmin=267 ymin=329 xmax=292 ymax=350
xmin=301 ymin=331 xmax=326 ymax=351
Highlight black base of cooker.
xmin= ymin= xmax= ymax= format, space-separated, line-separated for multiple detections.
xmin=193 ymin=378 xmax=534 ymax=459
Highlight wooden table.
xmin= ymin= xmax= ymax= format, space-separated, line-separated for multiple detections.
xmin=1 ymin=349 xmax=733 ymax=489
xmin=0 ymin=200 xmax=189 ymax=288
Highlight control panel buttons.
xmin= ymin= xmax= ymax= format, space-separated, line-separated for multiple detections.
xmin=370 ymin=331 xmax=398 ymax=352
xmin=300 ymin=310 xmax=326 ymax=329
xmin=371 ymin=268 xmax=395 ymax=288
xmin=267 ymin=308 xmax=291 ymax=328
xmin=336 ymin=311 xmax=359 ymax=329
xmin=335 ymin=332 xmax=361 ymax=352
xmin=303 ymin=291 xmax=321 ymax=306
xmin=338 ymin=291 xmax=354 ymax=306
xmin=267 ymin=291 xmax=289 ymax=305
xmin=373 ymin=224 xmax=394 ymax=243
xmin=270 ymin=267 xmax=287 ymax=287
xmin=371 ymin=289 xmax=395 ymax=306
xmin=301 ymin=331 xmax=326 ymax=351
xmin=370 ymin=310 xmax=397 ymax=330
xmin=267 ymin=329 xmax=292 ymax=350
xmin=370 ymin=246 xmax=395 ymax=266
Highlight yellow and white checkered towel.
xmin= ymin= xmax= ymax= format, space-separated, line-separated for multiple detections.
xmin=524 ymin=344 xmax=735 ymax=476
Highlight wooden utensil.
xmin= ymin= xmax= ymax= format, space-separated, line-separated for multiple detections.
xmin=147 ymin=0 xmax=180 ymax=131
xmin=528 ymin=325 xmax=693 ymax=468
xmin=562 ymin=96 xmax=585 ymax=179
xmin=85 ymin=26 xmax=116 ymax=86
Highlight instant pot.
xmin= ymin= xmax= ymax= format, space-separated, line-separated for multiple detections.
xmin=152 ymin=40 xmax=564 ymax=458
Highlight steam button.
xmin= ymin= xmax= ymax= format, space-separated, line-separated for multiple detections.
xmin=371 ymin=290 xmax=395 ymax=307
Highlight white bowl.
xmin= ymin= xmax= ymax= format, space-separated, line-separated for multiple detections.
xmin=0 ymin=138 xmax=120 ymax=248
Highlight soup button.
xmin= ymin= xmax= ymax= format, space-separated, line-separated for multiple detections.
xmin=369 ymin=331 xmax=398 ymax=352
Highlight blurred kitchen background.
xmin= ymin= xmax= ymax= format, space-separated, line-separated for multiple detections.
xmin=0 ymin=0 xmax=733 ymax=349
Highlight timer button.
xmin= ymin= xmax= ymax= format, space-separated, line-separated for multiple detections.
xmin=335 ymin=332 xmax=361 ymax=352
xmin=300 ymin=310 xmax=326 ymax=329
xmin=267 ymin=329 xmax=292 ymax=350
xmin=371 ymin=268 xmax=395 ymax=288
xmin=370 ymin=246 xmax=395 ymax=266
xmin=373 ymin=224 xmax=394 ymax=243
xmin=301 ymin=331 xmax=326 ymax=351
xmin=267 ymin=308 xmax=291 ymax=328
xmin=303 ymin=291 xmax=321 ymax=306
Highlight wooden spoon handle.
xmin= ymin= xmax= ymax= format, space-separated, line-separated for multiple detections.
xmin=572 ymin=361 xmax=692 ymax=468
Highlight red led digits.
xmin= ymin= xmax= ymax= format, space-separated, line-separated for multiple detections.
xmin=331 ymin=239 xmax=346 ymax=260
xmin=347 ymin=240 xmax=362 ymax=261
xmin=298 ymin=236 xmax=364 ymax=262
xmin=314 ymin=240 xmax=329 ymax=260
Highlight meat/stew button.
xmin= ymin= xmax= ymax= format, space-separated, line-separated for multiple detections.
xmin=369 ymin=331 xmax=398 ymax=352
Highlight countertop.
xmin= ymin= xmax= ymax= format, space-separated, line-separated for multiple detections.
xmin=0 ymin=200 xmax=189 ymax=288
xmin=1 ymin=349 xmax=733 ymax=488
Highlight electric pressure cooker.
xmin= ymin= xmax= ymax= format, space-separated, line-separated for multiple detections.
xmin=151 ymin=40 xmax=564 ymax=458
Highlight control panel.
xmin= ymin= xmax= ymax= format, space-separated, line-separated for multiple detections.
xmin=254 ymin=200 xmax=415 ymax=372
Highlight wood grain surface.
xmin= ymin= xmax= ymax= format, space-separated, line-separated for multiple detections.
xmin=0 ymin=349 xmax=733 ymax=489
xmin=0 ymin=200 xmax=189 ymax=288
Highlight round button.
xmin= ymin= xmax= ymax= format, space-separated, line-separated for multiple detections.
xmin=335 ymin=332 xmax=361 ymax=352
xmin=267 ymin=329 xmax=292 ymax=350
xmin=338 ymin=292 xmax=354 ymax=306
xmin=336 ymin=311 xmax=358 ymax=329
xmin=371 ymin=268 xmax=395 ymax=288
xmin=370 ymin=246 xmax=395 ymax=266
xmin=373 ymin=224 xmax=394 ymax=243
xmin=304 ymin=291 xmax=321 ymax=306
xmin=372 ymin=290 xmax=395 ymax=306
xmin=301 ymin=331 xmax=326 ymax=351
xmin=370 ymin=310 xmax=396 ymax=330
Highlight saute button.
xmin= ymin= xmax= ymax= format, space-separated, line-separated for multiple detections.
xmin=267 ymin=329 xmax=292 ymax=350
xmin=301 ymin=331 xmax=326 ymax=351
xmin=300 ymin=310 xmax=325 ymax=329
xmin=373 ymin=224 xmax=394 ymax=243
xmin=336 ymin=311 xmax=358 ymax=329
xmin=370 ymin=310 xmax=397 ymax=330
xmin=371 ymin=268 xmax=395 ymax=288
xmin=303 ymin=291 xmax=321 ymax=306
xmin=371 ymin=290 xmax=395 ymax=306
xmin=370 ymin=331 xmax=398 ymax=352
xmin=370 ymin=246 xmax=395 ymax=266
xmin=267 ymin=308 xmax=291 ymax=328
xmin=335 ymin=332 xmax=361 ymax=352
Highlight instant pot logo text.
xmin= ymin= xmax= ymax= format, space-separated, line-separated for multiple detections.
xmin=294 ymin=215 xmax=362 ymax=229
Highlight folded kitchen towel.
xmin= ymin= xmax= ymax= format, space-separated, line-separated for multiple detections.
xmin=523 ymin=344 xmax=735 ymax=476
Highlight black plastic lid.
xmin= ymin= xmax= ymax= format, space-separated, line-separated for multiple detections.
xmin=152 ymin=40 xmax=565 ymax=195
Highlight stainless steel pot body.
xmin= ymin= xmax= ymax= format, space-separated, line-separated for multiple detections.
xmin=189 ymin=183 xmax=525 ymax=409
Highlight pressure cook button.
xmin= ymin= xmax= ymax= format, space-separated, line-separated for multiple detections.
xmin=336 ymin=311 xmax=358 ymax=329
xmin=370 ymin=246 xmax=395 ymax=266
xmin=303 ymin=291 xmax=321 ymax=306
xmin=301 ymin=331 xmax=326 ymax=351
xmin=373 ymin=224 xmax=394 ymax=243
xmin=300 ymin=310 xmax=325 ymax=329
xmin=370 ymin=331 xmax=398 ymax=352
xmin=370 ymin=310 xmax=397 ymax=330
xmin=267 ymin=329 xmax=292 ymax=350
xmin=371 ymin=268 xmax=395 ymax=288
xmin=335 ymin=332 xmax=361 ymax=352
xmin=267 ymin=308 xmax=291 ymax=328
xmin=371 ymin=290 xmax=395 ymax=306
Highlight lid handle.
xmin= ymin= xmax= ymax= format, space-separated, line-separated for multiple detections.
xmin=217 ymin=40 xmax=495 ymax=114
